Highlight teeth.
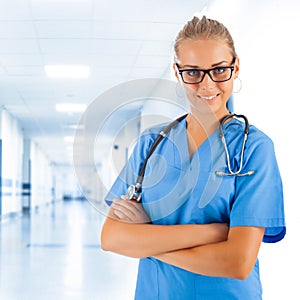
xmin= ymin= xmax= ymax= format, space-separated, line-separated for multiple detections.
xmin=202 ymin=95 xmax=216 ymax=100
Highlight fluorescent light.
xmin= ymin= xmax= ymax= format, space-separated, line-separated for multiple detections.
xmin=45 ymin=65 xmax=90 ymax=79
xmin=64 ymin=136 xmax=74 ymax=143
xmin=56 ymin=103 xmax=87 ymax=113
xmin=64 ymin=124 xmax=85 ymax=130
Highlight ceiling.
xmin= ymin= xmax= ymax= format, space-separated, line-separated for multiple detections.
xmin=0 ymin=0 xmax=298 ymax=166
xmin=0 ymin=0 xmax=212 ymax=166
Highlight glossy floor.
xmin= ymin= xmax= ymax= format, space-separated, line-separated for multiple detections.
xmin=0 ymin=199 xmax=296 ymax=300
xmin=0 ymin=200 xmax=138 ymax=300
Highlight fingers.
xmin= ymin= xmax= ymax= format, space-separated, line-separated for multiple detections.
xmin=113 ymin=209 xmax=131 ymax=222
xmin=112 ymin=200 xmax=136 ymax=220
xmin=114 ymin=198 xmax=142 ymax=215
xmin=111 ymin=197 xmax=151 ymax=223
xmin=107 ymin=205 xmax=128 ymax=221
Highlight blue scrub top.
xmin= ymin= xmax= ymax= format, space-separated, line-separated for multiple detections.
xmin=105 ymin=117 xmax=286 ymax=300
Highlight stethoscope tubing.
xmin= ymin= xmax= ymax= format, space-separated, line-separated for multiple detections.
xmin=216 ymin=113 xmax=254 ymax=177
xmin=126 ymin=112 xmax=254 ymax=201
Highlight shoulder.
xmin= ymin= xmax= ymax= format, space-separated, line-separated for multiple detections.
xmin=134 ymin=122 xmax=171 ymax=158
xmin=138 ymin=122 xmax=168 ymax=147
xmin=226 ymin=118 xmax=274 ymax=149
xmin=248 ymin=124 xmax=274 ymax=150
xmin=140 ymin=116 xmax=186 ymax=143
xmin=142 ymin=122 xmax=169 ymax=137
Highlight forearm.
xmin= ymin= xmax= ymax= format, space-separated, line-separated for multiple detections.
xmin=154 ymin=226 xmax=265 ymax=280
xmin=154 ymin=241 xmax=236 ymax=278
xmin=101 ymin=217 xmax=227 ymax=258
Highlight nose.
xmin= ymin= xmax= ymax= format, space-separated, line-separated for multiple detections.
xmin=198 ymin=73 xmax=215 ymax=90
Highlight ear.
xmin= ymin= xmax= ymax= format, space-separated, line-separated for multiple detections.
xmin=233 ymin=57 xmax=240 ymax=79
xmin=173 ymin=63 xmax=180 ymax=81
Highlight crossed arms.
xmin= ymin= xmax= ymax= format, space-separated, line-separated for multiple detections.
xmin=101 ymin=198 xmax=264 ymax=280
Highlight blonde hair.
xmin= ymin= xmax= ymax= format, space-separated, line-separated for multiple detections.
xmin=174 ymin=16 xmax=237 ymax=61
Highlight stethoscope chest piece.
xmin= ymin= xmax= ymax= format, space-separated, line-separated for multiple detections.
xmin=125 ymin=114 xmax=188 ymax=202
xmin=125 ymin=184 xmax=142 ymax=202
xmin=125 ymin=113 xmax=254 ymax=203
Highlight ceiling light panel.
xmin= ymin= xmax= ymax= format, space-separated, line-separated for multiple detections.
xmin=45 ymin=65 xmax=90 ymax=79
xmin=56 ymin=103 xmax=87 ymax=113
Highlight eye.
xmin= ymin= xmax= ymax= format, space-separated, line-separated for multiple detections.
xmin=213 ymin=67 xmax=226 ymax=75
xmin=186 ymin=70 xmax=201 ymax=77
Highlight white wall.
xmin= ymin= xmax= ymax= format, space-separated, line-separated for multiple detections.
xmin=0 ymin=108 xmax=23 ymax=216
xmin=30 ymin=141 xmax=53 ymax=209
xmin=90 ymin=111 xmax=141 ymax=213
xmin=0 ymin=106 xmax=56 ymax=217
xmin=53 ymin=165 xmax=82 ymax=201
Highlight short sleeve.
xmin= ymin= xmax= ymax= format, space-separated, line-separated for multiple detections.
xmin=230 ymin=133 xmax=286 ymax=243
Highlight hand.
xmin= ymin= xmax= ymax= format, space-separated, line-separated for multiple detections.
xmin=111 ymin=196 xmax=151 ymax=223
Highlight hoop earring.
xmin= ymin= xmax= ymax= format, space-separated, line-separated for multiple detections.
xmin=233 ymin=77 xmax=242 ymax=93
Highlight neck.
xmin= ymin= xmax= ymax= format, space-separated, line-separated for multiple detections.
xmin=187 ymin=109 xmax=229 ymax=137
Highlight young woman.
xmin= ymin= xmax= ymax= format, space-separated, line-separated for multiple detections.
xmin=101 ymin=16 xmax=286 ymax=299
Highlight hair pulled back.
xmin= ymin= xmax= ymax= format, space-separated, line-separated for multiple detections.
xmin=174 ymin=16 xmax=237 ymax=60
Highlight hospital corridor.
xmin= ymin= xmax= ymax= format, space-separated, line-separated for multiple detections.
xmin=0 ymin=199 xmax=138 ymax=300
xmin=1 ymin=0 xmax=300 ymax=299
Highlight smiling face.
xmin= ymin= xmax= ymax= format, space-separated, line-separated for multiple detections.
xmin=175 ymin=38 xmax=239 ymax=119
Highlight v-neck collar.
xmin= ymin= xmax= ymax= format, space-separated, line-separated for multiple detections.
xmin=183 ymin=118 xmax=220 ymax=164
xmin=169 ymin=116 xmax=237 ymax=169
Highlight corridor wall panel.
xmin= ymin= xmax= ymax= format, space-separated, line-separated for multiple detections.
xmin=30 ymin=141 xmax=53 ymax=209
xmin=0 ymin=109 xmax=23 ymax=217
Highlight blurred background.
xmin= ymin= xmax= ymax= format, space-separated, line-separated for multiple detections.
xmin=0 ymin=0 xmax=299 ymax=299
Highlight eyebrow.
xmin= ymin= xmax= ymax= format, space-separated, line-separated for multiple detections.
xmin=180 ymin=61 xmax=231 ymax=69
xmin=211 ymin=60 xmax=230 ymax=67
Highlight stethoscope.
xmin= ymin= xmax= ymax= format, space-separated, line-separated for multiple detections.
xmin=125 ymin=113 xmax=254 ymax=202
xmin=215 ymin=113 xmax=254 ymax=177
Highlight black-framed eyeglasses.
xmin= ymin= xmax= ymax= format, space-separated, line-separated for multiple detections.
xmin=176 ymin=58 xmax=236 ymax=84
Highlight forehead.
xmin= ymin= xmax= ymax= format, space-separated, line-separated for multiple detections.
xmin=176 ymin=39 xmax=233 ymax=68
